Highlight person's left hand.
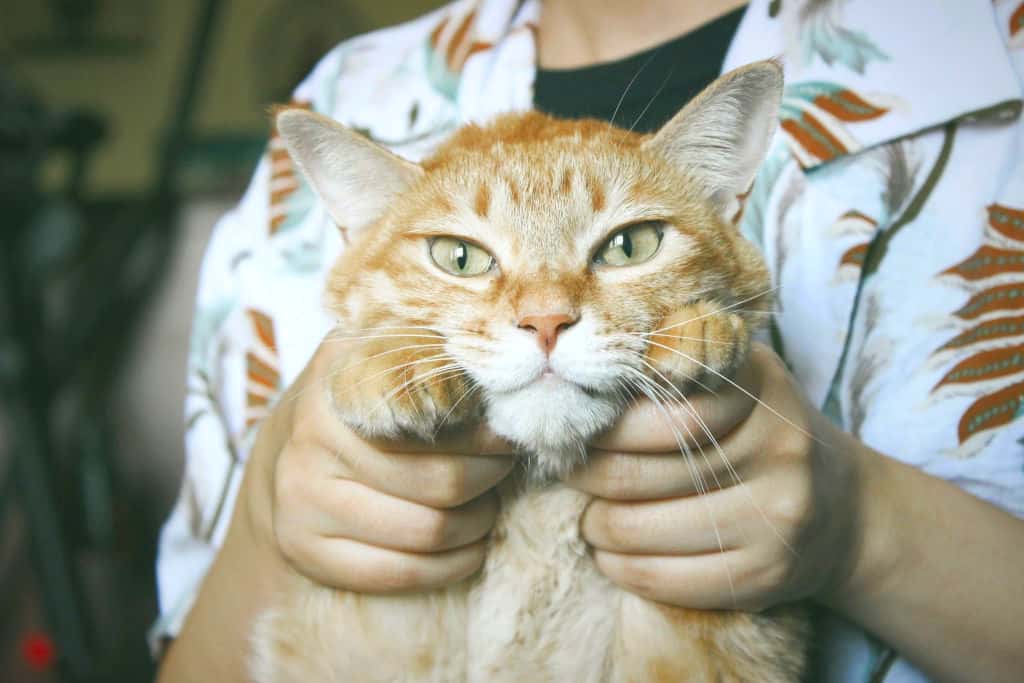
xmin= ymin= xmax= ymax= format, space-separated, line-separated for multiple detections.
xmin=569 ymin=342 xmax=867 ymax=611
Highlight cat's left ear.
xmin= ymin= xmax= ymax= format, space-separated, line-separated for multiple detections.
xmin=275 ymin=108 xmax=424 ymax=232
xmin=643 ymin=59 xmax=783 ymax=219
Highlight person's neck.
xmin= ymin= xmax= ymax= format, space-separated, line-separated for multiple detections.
xmin=537 ymin=0 xmax=747 ymax=69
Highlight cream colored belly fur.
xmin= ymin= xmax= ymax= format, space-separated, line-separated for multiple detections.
xmin=251 ymin=481 xmax=807 ymax=683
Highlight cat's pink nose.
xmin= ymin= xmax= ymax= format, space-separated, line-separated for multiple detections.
xmin=518 ymin=313 xmax=579 ymax=355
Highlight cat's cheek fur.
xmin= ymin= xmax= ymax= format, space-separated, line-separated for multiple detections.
xmin=485 ymin=381 xmax=621 ymax=480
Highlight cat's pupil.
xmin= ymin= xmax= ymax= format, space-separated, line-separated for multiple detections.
xmin=455 ymin=243 xmax=468 ymax=270
xmin=614 ymin=233 xmax=633 ymax=258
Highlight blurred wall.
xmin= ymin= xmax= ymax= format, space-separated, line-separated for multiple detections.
xmin=5 ymin=0 xmax=443 ymax=196
xmin=5 ymin=0 xmax=445 ymax=514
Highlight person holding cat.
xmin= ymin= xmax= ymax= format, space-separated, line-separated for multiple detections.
xmin=154 ymin=1 xmax=1024 ymax=681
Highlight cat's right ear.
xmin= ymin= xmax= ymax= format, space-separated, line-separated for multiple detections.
xmin=643 ymin=60 xmax=783 ymax=221
xmin=275 ymin=108 xmax=423 ymax=231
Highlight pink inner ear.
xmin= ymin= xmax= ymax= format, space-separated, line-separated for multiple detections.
xmin=276 ymin=108 xmax=424 ymax=233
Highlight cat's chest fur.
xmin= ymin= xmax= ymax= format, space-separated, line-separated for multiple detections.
xmin=467 ymin=480 xmax=616 ymax=681
xmin=252 ymin=478 xmax=807 ymax=682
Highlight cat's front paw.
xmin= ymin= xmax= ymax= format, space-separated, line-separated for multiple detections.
xmin=645 ymin=301 xmax=750 ymax=389
xmin=327 ymin=329 xmax=478 ymax=440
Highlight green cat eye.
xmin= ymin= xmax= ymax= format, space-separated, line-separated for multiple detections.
xmin=595 ymin=222 xmax=664 ymax=266
xmin=429 ymin=237 xmax=494 ymax=277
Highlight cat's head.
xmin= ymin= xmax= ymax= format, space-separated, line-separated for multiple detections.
xmin=277 ymin=60 xmax=781 ymax=477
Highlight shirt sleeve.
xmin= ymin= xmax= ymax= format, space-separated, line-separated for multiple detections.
xmin=148 ymin=153 xmax=273 ymax=656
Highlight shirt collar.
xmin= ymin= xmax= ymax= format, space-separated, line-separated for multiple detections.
xmin=724 ymin=0 xmax=1023 ymax=169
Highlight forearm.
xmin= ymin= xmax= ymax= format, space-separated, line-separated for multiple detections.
xmin=156 ymin=468 xmax=285 ymax=683
xmin=826 ymin=441 xmax=1024 ymax=683
xmin=157 ymin=416 xmax=287 ymax=683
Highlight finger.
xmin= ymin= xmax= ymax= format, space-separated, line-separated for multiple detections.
xmin=309 ymin=479 xmax=499 ymax=552
xmin=294 ymin=536 xmax=487 ymax=593
xmin=288 ymin=343 xmax=516 ymax=457
xmin=340 ymin=445 xmax=517 ymax=508
xmin=592 ymin=357 xmax=761 ymax=453
xmin=593 ymin=548 xmax=768 ymax=611
xmin=581 ymin=485 xmax=750 ymax=555
xmin=568 ymin=446 xmax=748 ymax=500
xmin=365 ymin=422 xmax=516 ymax=456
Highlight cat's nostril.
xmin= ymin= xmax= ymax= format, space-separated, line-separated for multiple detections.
xmin=517 ymin=313 xmax=579 ymax=355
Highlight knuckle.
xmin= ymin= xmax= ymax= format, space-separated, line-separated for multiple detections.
xmin=748 ymin=552 xmax=794 ymax=597
xmin=608 ymin=555 xmax=656 ymax=596
xmin=602 ymin=507 xmax=640 ymax=550
xmin=424 ymin=459 xmax=469 ymax=507
xmin=273 ymin=518 xmax=306 ymax=567
xmin=768 ymin=474 xmax=814 ymax=533
xmin=584 ymin=454 xmax=641 ymax=499
xmin=274 ymin=455 xmax=307 ymax=507
xmin=775 ymin=427 xmax=813 ymax=464
xmin=414 ymin=509 xmax=453 ymax=550
xmin=363 ymin=555 xmax=422 ymax=592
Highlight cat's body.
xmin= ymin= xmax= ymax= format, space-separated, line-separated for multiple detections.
xmin=252 ymin=61 xmax=810 ymax=682
xmin=253 ymin=481 xmax=807 ymax=682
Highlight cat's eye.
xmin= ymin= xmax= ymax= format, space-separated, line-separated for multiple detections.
xmin=595 ymin=222 xmax=664 ymax=267
xmin=429 ymin=237 xmax=495 ymax=277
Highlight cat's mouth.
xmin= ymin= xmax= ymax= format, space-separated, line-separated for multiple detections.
xmin=529 ymin=368 xmax=602 ymax=398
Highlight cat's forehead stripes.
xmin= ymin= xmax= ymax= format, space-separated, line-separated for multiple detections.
xmin=473 ymin=183 xmax=490 ymax=219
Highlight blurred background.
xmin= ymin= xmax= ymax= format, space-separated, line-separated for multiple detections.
xmin=0 ymin=0 xmax=440 ymax=680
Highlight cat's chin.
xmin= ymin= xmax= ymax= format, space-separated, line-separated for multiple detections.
xmin=485 ymin=375 xmax=621 ymax=482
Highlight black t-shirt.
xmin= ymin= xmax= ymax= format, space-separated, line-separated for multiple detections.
xmin=533 ymin=7 xmax=745 ymax=133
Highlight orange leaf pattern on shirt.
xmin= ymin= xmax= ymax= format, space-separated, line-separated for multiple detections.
xmin=931 ymin=203 xmax=1024 ymax=444
xmin=987 ymin=203 xmax=1024 ymax=242
xmin=940 ymin=245 xmax=1024 ymax=280
xmin=937 ymin=315 xmax=1024 ymax=352
xmin=958 ymin=380 xmax=1024 ymax=444
xmin=1010 ymin=3 xmax=1024 ymax=45
xmin=780 ymin=83 xmax=891 ymax=168
xmin=269 ymin=100 xmax=311 ymax=235
xmin=426 ymin=6 xmax=494 ymax=99
xmin=933 ymin=344 xmax=1024 ymax=390
xmin=245 ymin=309 xmax=281 ymax=430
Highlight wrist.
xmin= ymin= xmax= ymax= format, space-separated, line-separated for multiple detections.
xmin=818 ymin=437 xmax=905 ymax=614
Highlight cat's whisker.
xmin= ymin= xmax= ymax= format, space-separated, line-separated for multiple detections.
xmin=620 ymin=331 xmax=740 ymax=346
xmin=609 ymin=46 xmax=660 ymax=129
xmin=645 ymin=287 xmax=780 ymax=336
xmin=322 ymin=333 xmax=451 ymax=344
xmin=335 ymin=323 xmax=469 ymax=335
xmin=628 ymin=63 xmax=677 ymax=134
xmin=635 ymin=358 xmax=733 ymax=491
xmin=621 ymin=367 xmax=738 ymax=607
xmin=365 ymin=362 xmax=465 ymax=419
xmin=432 ymin=381 xmax=481 ymax=439
xmin=632 ymin=358 xmax=766 ymax=553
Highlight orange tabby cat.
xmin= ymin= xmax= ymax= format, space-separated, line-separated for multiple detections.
xmin=251 ymin=60 xmax=809 ymax=682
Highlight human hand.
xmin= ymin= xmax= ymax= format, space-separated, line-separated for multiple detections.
xmin=241 ymin=336 xmax=516 ymax=593
xmin=570 ymin=342 xmax=868 ymax=611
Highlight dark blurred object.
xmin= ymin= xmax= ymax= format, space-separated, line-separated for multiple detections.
xmin=7 ymin=0 xmax=151 ymax=56
xmin=252 ymin=0 xmax=365 ymax=103
xmin=0 ymin=1 xmax=224 ymax=680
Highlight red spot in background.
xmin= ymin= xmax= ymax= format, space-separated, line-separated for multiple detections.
xmin=20 ymin=632 xmax=57 ymax=672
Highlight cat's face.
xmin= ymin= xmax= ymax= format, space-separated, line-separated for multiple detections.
xmin=278 ymin=61 xmax=782 ymax=475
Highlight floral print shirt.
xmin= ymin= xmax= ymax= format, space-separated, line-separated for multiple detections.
xmin=152 ymin=1 xmax=1024 ymax=680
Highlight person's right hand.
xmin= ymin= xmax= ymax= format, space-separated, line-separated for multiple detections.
xmin=241 ymin=336 xmax=516 ymax=593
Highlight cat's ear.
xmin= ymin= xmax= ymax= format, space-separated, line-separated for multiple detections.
xmin=275 ymin=108 xmax=423 ymax=231
xmin=643 ymin=60 xmax=783 ymax=219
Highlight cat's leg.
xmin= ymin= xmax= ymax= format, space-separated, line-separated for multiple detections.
xmin=611 ymin=594 xmax=809 ymax=683
xmin=646 ymin=301 xmax=751 ymax=390
xmin=251 ymin=573 xmax=471 ymax=683
xmin=327 ymin=327 xmax=479 ymax=441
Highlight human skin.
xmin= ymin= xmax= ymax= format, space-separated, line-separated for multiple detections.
xmin=571 ymin=343 xmax=1024 ymax=683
